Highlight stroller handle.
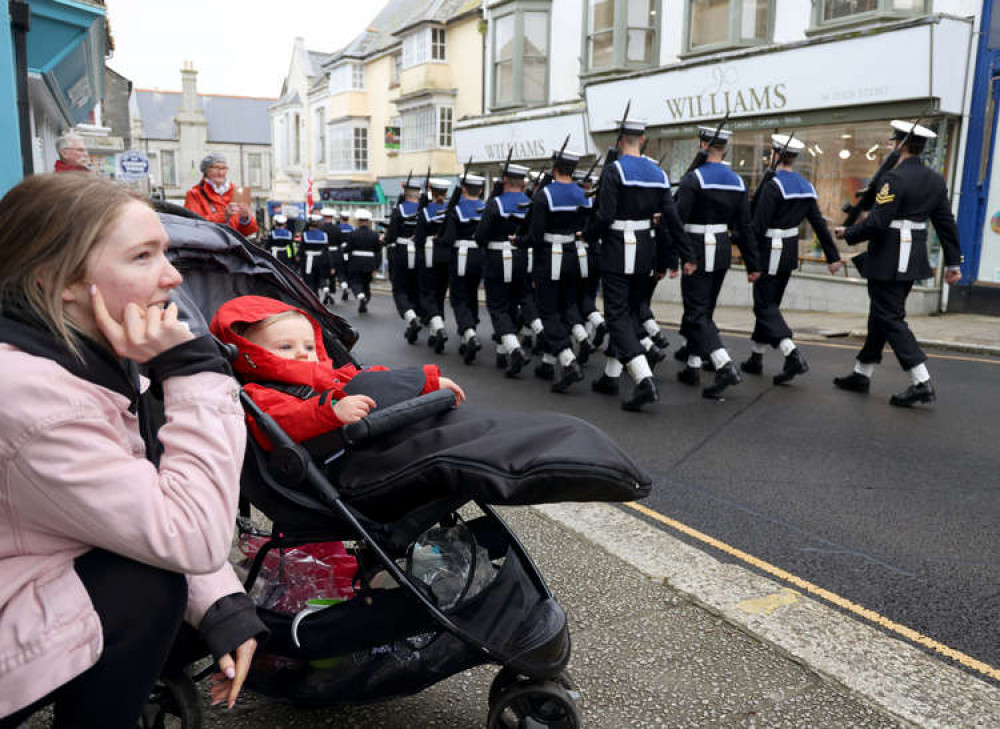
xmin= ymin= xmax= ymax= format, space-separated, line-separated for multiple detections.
xmin=341 ymin=389 xmax=456 ymax=448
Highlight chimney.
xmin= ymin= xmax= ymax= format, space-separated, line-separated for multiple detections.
xmin=180 ymin=61 xmax=199 ymax=112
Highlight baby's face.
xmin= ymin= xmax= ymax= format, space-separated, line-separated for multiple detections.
xmin=248 ymin=315 xmax=319 ymax=362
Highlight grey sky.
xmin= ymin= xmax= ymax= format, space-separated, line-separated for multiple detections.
xmin=104 ymin=0 xmax=385 ymax=98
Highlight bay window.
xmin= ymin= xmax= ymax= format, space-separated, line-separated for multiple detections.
xmin=492 ymin=6 xmax=549 ymax=108
xmin=586 ymin=0 xmax=658 ymax=72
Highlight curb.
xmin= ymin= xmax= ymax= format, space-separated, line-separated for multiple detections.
xmin=530 ymin=502 xmax=999 ymax=729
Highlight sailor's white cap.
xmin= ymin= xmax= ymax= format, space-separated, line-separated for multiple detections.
xmin=273 ymin=214 xmax=288 ymax=224
xmin=463 ymin=173 xmax=486 ymax=186
xmin=355 ymin=209 xmax=373 ymax=221
xmin=619 ymin=119 xmax=647 ymax=135
xmin=428 ymin=177 xmax=451 ymax=190
xmin=553 ymin=149 xmax=583 ymax=164
xmin=320 ymin=207 xmax=336 ymax=217
xmin=503 ymin=163 xmax=530 ymax=179
xmin=890 ymin=119 xmax=936 ymax=139
xmin=308 ymin=213 xmax=322 ymax=223
xmin=339 ymin=210 xmax=351 ymax=218
xmin=771 ymin=134 xmax=806 ymax=152
xmin=698 ymin=125 xmax=733 ymax=143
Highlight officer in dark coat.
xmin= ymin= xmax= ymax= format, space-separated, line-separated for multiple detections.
xmin=674 ymin=125 xmax=762 ymax=399
xmin=833 ymin=120 xmax=962 ymax=407
xmin=441 ymin=174 xmax=487 ymax=364
xmin=475 ymin=163 xmax=533 ymax=377
xmin=524 ymin=150 xmax=590 ymax=393
xmin=742 ymin=134 xmax=843 ymax=384
xmin=343 ymin=209 xmax=382 ymax=314
xmin=385 ymin=180 xmax=424 ymax=342
xmin=300 ymin=213 xmax=331 ymax=300
xmin=587 ymin=119 xmax=693 ymax=410
xmin=266 ymin=214 xmax=299 ymax=270
xmin=416 ymin=178 xmax=452 ymax=353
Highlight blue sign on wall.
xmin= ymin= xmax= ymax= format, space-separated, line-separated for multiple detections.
xmin=117 ymin=150 xmax=150 ymax=180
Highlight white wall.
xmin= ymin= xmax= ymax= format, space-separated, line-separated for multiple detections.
xmin=550 ymin=0 xmax=585 ymax=103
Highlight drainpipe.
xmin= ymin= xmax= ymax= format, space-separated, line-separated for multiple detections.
xmin=10 ymin=0 xmax=32 ymax=177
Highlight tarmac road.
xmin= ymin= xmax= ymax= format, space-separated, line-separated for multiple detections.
xmin=348 ymin=292 xmax=1000 ymax=677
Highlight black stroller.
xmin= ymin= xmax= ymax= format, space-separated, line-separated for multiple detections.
xmin=146 ymin=206 xmax=651 ymax=728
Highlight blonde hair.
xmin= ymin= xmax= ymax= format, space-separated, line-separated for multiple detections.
xmin=0 ymin=173 xmax=144 ymax=356
xmin=237 ymin=309 xmax=310 ymax=341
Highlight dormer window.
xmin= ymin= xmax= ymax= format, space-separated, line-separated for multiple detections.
xmin=402 ymin=26 xmax=447 ymax=68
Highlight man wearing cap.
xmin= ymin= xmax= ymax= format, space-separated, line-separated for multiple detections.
xmin=416 ymin=179 xmax=453 ymax=353
xmin=335 ymin=212 xmax=355 ymax=300
xmin=300 ymin=213 xmax=332 ymax=301
xmin=833 ymin=120 xmax=962 ymax=407
xmin=524 ymin=149 xmax=591 ymax=392
xmin=742 ymin=134 xmax=842 ymax=384
xmin=674 ymin=125 xmax=761 ymax=399
xmin=267 ymin=214 xmax=299 ymax=269
xmin=386 ymin=180 xmax=425 ymax=341
xmin=475 ymin=163 xmax=534 ymax=377
xmin=343 ymin=210 xmax=382 ymax=313
xmin=441 ymin=174 xmax=487 ymax=364
xmin=588 ymin=119 xmax=693 ymax=410
xmin=183 ymin=153 xmax=259 ymax=237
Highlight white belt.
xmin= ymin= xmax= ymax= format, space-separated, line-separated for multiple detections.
xmin=351 ymin=250 xmax=375 ymax=257
xmin=684 ymin=223 xmax=728 ymax=273
xmin=610 ymin=219 xmax=652 ymax=274
xmin=543 ymin=233 xmax=575 ymax=281
xmin=424 ymin=236 xmax=435 ymax=268
xmin=488 ymin=240 xmax=516 ymax=282
xmin=454 ymin=239 xmax=477 ymax=276
xmin=269 ymin=246 xmax=286 ymax=258
xmin=765 ymin=227 xmax=798 ymax=276
xmin=303 ymin=249 xmax=323 ymax=275
xmin=397 ymin=236 xmax=416 ymax=269
xmin=528 ymin=248 xmax=533 ymax=273
xmin=890 ymin=220 xmax=927 ymax=273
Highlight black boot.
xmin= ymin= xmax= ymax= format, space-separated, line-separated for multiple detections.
xmin=646 ymin=345 xmax=667 ymax=371
xmin=676 ymin=366 xmax=701 ymax=387
xmin=404 ymin=319 xmax=421 ymax=344
xmin=495 ymin=352 xmax=509 ymax=370
xmin=460 ymin=335 xmax=481 ymax=365
xmin=506 ymin=348 xmax=527 ymax=378
xmin=833 ymin=372 xmax=870 ymax=393
xmin=341 ymin=287 xmax=349 ymax=301
xmin=534 ymin=362 xmax=555 ymax=381
xmin=622 ymin=377 xmax=659 ymax=411
xmin=740 ymin=352 xmax=763 ymax=376
xmin=673 ymin=344 xmax=689 ymax=362
xmin=773 ymin=349 xmax=809 ymax=385
xmin=428 ymin=329 xmax=448 ymax=354
xmin=592 ymin=321 xmax=608 ymax=349
xmin=703 ymin=362 xmax=741 ymax=399
xmin=651 ymin=330 xmax=670 ymax=350
xmin=358 ymin=295 xmax=368 ymax=314
xmin=551 ymin=361 xmax=584 ymax=393
xmin=591 ymin=374 xmax=620 ymax=395
xmin=577 ymin=338 xmax=594 ymax=365
xmin=890 ymin=380 xmax=935 ymax=407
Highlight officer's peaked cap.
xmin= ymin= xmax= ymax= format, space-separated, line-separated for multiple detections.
xmin=890 ymin=119 xmax=936 ymax=140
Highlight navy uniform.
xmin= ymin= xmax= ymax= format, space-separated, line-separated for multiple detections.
xmin=319 ymin=208 xmax=343 ymax=302
xmin=573 ymin=170 xmax=608 ymax=350
xmin=440 ymin=174 xmax=486 ymax=364
xmin=343 ymin=209 xmax=382 ymax=314
xmin=416 ymin=179 xmax=452 ymax=353
xmin=588 ymin=120 xmax=691 ymax=410
xmin=674 ymin=125 xmax=762 ymax=399
xmin=266 ymin=214 xmax=299 ymax=270
xmin=742 ymin=134 xmax=841 ymax=384
xmin=385 ymin=181 xmax=425 ymax=343
xmin=336 ymin=213 xmax=355 ymax=300
xmin=474 ymin=163 xmax=533 ymax=377
xmin=525 ymin=150 xmax=590 ymax=393
xmin=834 ymin=120 xmax=962 ymax=407
xmin=300 ymin=214 xmax=331 ymax=299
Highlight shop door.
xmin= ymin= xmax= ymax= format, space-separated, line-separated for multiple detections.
xmin=978 ymin=74 xmax=1000 ymax=284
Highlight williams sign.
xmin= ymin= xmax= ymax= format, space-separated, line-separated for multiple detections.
xmin=664 ymin=84 xmax=787 ymax=121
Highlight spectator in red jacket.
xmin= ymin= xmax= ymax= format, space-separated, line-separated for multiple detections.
xmin=53 ymin=132 xmax=91 ymax=173
xmin=210 ymin=295 xmax=464 ymax=448
xmin=184 ymin=153 xmax=259 ymax=238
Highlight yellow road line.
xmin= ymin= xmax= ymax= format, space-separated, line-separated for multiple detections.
xmin=624 ymin=501 xmax=1000 ymax=682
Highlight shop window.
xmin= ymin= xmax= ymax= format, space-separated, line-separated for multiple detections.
xmin=160 ymin=149 xmax=176 ymax=186
xmin=492 ymin=7 xmax=549 ymax=108
xmin=814 ymin=0 xmax=929 ymax=28
xmin=686 ymin=0 xmax=771 ymax=54
xmin=586 ymin=0 xmax=658 ymax=71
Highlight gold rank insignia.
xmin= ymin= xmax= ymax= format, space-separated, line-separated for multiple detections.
xmin=874 ymin=182 xmax=895 ymax=206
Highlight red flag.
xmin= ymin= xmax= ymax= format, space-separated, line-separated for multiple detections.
xmin=306 ymin=175 xmax=314 ymax=211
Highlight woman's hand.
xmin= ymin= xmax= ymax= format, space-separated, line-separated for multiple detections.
xmin=91 ymin=286 xmax=193 ymax=363
xmin=210 ymin=636 xmax=257 ymax=710
xmin=439 ymin=377 xmax=466 ymax=406
xmin=333 ymin=394 xmax=376 ymax=423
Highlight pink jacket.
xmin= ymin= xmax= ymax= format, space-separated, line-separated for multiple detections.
xmin=0 ymin=344 xmax=247 ymax=716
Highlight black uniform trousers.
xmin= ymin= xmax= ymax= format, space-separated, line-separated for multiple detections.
xmin=680 ymin=269 xmax=727 ymax=358
xmin=579 ymin=254 xmax=602 ymax=318
xmin=750 ymin=272 xmax=794 ymax=346
xmin=348 ymin=268 xmax=374 ymax=300
xmin=601 ymin=272 xmax=648 ymax=363
xmin=483 ymin=253 xmax=531 ymax=338
xmin=0 ymin=549 xmax=187 ymax=729
xmin=639 ymin=273 xmax=659 ymax=325
xmin=448 ymin=251 xmax=483 ymax=335
xmin=300 ymin=249 xmax=331 ymax=293
xmin=533 ymin=270 xmax=582 ymax=355
xmin=388 ymin=248 xmax=422 ymax=318
xmin=418 ymin=260 xmax=450 ymax=322
xmin=858 ymin=279 xmax=925 ymax=370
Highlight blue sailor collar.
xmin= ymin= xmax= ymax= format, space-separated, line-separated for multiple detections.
xmin=398 ymin=200 xmax=419 ymax=217
xmin=693 ymin=162 xmax=746 ymax=192
xmin=772 ymin=170 xmax=817 ymax=199
xmin=543 ymin=181 xmax=588 ymax=212
xmin=496 ymin=191 xmax=530 ymax=218
xmin=614 ymin=155 xmax=669 ymax=188
xmin=302 ymin=229 xmax=328 ymax=243
xmin=455 ymin=196 xmax=483 ymax=222
xmin=339 ymin=223 xmax=354 ymax=233
xmin=424 ymin=202 xmax=446 ymax=222
xmin=271 ymin=228 xmax=292 ymax=240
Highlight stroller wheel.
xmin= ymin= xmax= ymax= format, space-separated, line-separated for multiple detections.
xmin=487 ymin=672 xmax=581 ymax=729
xmin=139 ymin=674 xmax=202 ymax=729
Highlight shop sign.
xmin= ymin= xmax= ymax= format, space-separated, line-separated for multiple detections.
xmin=586 ymin=17 xmax=971 ymax=131
xmin=116 ymin=150 xmax=150 ymax=181
xmin=455 ymin=113 xmax=592 ymax=163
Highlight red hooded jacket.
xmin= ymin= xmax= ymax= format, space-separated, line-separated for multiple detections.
xmin=184 ymin=180 xmax=259 ymax=238
xmin=210 ymin=296 xmax=439 ymax=446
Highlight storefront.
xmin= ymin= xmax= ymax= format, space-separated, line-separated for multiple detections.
xmin=584 ymin=15 xmax=974 ymax=313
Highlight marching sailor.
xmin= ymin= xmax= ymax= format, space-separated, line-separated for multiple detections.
xmin=833 ymin=120 xmax=962 ymax=406
xmin=343 ymin=209 xmax=382 ymax=314
xmin=416 ymin=178 xmax=452 ymax=353
xmin=385 ymin=180 xmax=425 ymax=342
xmin=526 ymin=149 xmax=590 ymax=393
xmin=587 ymin=120 xmax=692 ymax=410
xmin=266 ymin=214 xmax=298 ymax=269
xmin=742 ymin=134 xmax=842 ymax=384
xmin=674 ymin=125 xmax=761 ymax=399
xmin=475 ymin=163 xmax=533 ymax=377
xmin=573 ymin=169 xmax=608 ymax=351
xmin=300 ymin=213 xmax=331 ymax=301
xmin=337 ymin=211 xmax=355 ymax=300
xmin=441 ymin=174 xmax=487 ymax=364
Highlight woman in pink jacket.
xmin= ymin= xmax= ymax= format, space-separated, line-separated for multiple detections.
xmin=0 ymin=174 xmax=263 ymax=726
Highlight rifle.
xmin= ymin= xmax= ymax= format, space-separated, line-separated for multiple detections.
xmin=750 ymin=132 xmax=793 ymax=216
xmin=446 ymin=156 xmax=473 ymax=216
xmin=516 ymin=135 xmax=570 ymax=234
xmin=604 ymin=100 xmax=631 ymax=168
xmin=685 ymin=112 xmax=730 ymax=175
xmin=397 ymin=170 xmax=412 ymax=205
xmin=490 ymin=147 xmax=513 ymax=200
xmin=418 ymin=167 xmax=432 ymax=209
xmin=842 ymin=116 xmax=922 ymax=227
xmin=580 ymin=153 xmax=603 ymax=186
